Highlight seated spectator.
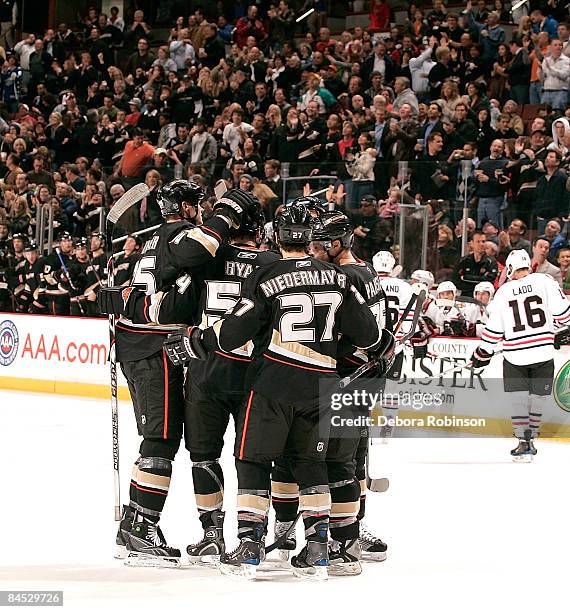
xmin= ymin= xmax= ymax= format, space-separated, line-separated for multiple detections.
xmin=531 ymin=235 xmax=563 ymax=286
xmin=452 ymin=230 xmax=499 ymax=296
xmin=542 ymin=218 xmax=566 ymax=261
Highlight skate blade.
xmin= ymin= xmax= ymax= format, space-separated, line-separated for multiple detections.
xmin=187 ymin=554 xmax=221 ymax=567
xmin=361 ymin=550 xmax=387 ymax=562
xmin=114 ymin=544 xmax=128 ymax=560
xmin=219 ymin=561 xmax=258 ymax=580
xmin=512 ymin=454 xmax=533 ymax=463
xmin=124 ymin=552 xmax=182 ymax=568
xmin=328 ymin=561 xmax=362 ymax=576
xmin=291 ymin=565 xmax=328 ymax=581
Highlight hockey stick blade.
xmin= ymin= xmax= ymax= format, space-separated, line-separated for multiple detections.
xmin=107 ymin=183 xmax=150 ymax=225
xmin=366 ymin=473 xmax=390 ymax=493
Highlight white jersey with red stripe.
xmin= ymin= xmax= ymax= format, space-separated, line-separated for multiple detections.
xmin=379 ymin=276 xmax=414 ymax=353
xmin=479 ymin=272 xmax=570 ymax=365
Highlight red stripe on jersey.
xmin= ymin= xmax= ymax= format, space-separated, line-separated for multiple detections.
xmin=239 ymin=391 xmax=254 ymax=460
xmin=163 ymin=350 xmax=169 ymax=439
xmin=503 ymin=335 xmax=553 ymax=347
xmin=143 ymin=295 xmax=150 ymax=323
xmin=202 ymin=226 xmax=222 ymax=243
xmin=482 ymin=331 xmax=502 ymax=341
xmin=214 ymin=350 xmax=252 ymax=362
xmin=116 ymin=323 xmax=168 ymax=335
xmin=263 ymin=352 xmax=336 ymax=373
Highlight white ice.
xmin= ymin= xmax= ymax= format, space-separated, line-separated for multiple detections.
xmin=1 ymin=389 xmax=569 ymax=612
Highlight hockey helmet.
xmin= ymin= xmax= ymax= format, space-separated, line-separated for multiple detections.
xmin=312 ymin=211 xmax=354 ymax=250
xmin=89 ymin=231 xmax=106 ymax=248
xmin=474 ymin=281 xmax=495 ymax=299
xmin=372 ymin=250 xmax=396 ymax=275
xmin=74 ymin=237 xmax=89 ymax=249
xmin=505 ymin=249 xmax=531 ymax=279
xmin=290 ymin=195 xmax=327 ymax=218
xmin=23 ymin=240 xmax=38 ymax=252
xmin=157 ymin=180 xmax=205 ymax=218
xmin=275 ymin=200 xmax=314 ymax=246
xmin=411 ymin=269 xmax=435 ymax=290
xmin=437 ymin=280 xmax=457 ymax=298
xmin=57 ymin=231 xmax=73 ymax=242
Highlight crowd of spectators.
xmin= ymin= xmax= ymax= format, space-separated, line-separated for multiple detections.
xmin=1 ymin=0 xmax=570 ymax=320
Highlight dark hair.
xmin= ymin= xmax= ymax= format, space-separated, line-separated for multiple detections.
xmin=471 ymin=230 xmax=486 ymax=241
xmin=532 ymin=235 xmax=550 ymax=246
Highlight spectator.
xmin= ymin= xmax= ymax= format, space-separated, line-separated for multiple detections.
xmin=542 ymin=217 xmax=566 ymax=259
xmin=126 ymin=38 xmax=155 ymax=76
xmin=345 ymin=132 xmax=377 ymax=210
xmin=393 ymin=76 xmax=419 ymax=116
xmin=540 ymin=38 xmax=570 ymax=110
xmin=453 ymin=229 xmax=499 ymax=296
xmin=506 ymin=38 xmax=531 ymax=105
xmin=234 ymin=5 xmax=267 ymax=49
xmin=474 ymin=138 xmax=509 ymax=227
xmin=534 ymin=150 xmax=568 ymax=233
xmin=118 ymin=128 xmax=155 ymax=185
xmin=531 ymin=235 xmax=563 ymax=285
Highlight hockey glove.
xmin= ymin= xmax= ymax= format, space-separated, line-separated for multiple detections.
xmin=164 ymin=326 xmax=208 ymax=365
xmin=554 ymin=327 xmax=570 ymax=349
xmin=411 ymin=318 xmax=433 ymax=359
xmin=213 ymin=189 xmax=260 ymax=229
xmin=98 ymin=286 xmax=143 ymax=318
xmin=368 ymin=329 xmax=396 ymax=377
xmin=471 ymin=347 xmax=492 ymax=372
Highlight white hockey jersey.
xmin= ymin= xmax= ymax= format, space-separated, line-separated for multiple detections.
xmin=379 ymin=276 xmax=415 ymax=352
xmin=427 ymin=298 xmax=480 ymax=336
xmin=479 ymin=273 xmax=570 ymax=365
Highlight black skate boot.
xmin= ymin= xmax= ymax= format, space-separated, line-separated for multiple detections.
xmin=219 ymin=526 xmax=264 ymax=580
xmin=125 ymin=517 xmax=181 ymax=567
xmin=273 ymin=520 xmax=297 ymax=561
xmin=291 ymin=541 xmax=329 ymax=581
xmin=511 ymin=438 xmax=533 ymax=463
xmin=358 ymin=522 xmax=388 ymax=561
xmin=328 ymin=538 xmax=362 ymax=576
xmin=115 ymin=505 xmax=136 ymax=559
xmin=187 ymin=511 xmax=225 ymax=565
xmin=525 ymin=429 xmax=538 ymax=456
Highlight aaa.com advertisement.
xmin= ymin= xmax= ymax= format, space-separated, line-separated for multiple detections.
xmin=0 ymin=314 xmax=129 ymax=398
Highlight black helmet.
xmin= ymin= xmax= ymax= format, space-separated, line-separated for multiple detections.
xmin=57 ymin=231 xmax=73 ymax=242
xmin=23 ymin=240 xmax=38 ymax=252
xmin=290 ymin=195 xmax=327 ymax=218
xmin=157 ymin=180 xmax=205 ymax=217
xmin=312 ymin=211 xmax=354 ymax=250
xmin=89 ymin=231 xmax=106 ymax=247
xmin=275 ymin=201 xmax=314 ymax=246
xmin=74 ymin=237 xmax=89 ymax=248
xmin=239 ymin=198 xmax=266 ymax=238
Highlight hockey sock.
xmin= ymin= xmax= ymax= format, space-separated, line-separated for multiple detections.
xmin=129 ymin=457 xmax=141 ymax=509
xmin=510 ymin=391 xmax=530 ymax=439
xmin=191 ymin=459 xmax=224 ymax=529
xmin=355 ymin=437 xmax=367 ymax=521
xmin=328 ymin=463 xmax=360 ymax=541
xmin=529 ymin=394 xmax=550 ymax=438
xmin=236 ymin=459 xmax=271 ymax=540
xmin=131 ymin=457 xmax=172 ymax=523
xmin=271 ymin=459 xmax=299 ymax=522
xmin=293 ymin=460 xmax=330 ymax=543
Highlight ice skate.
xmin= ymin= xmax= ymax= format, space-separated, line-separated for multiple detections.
xmin=511 ymin=439 xmax=533 ymax=463
xmin=358 ymin=522 xmax=388 ymax=561
xmin=291 ymin=541 xmax=328 ymax=581
xmin=219 ymin=537 xmax=263 ymax=580
xmin=125 ymin=518 xmax=181 ymax=567
xmin=186 ymin=511 xmax=225 ymax=565
xmin=328 ymin=538 xmax=362 ymax=576
xmin=115 ymin=505 xmax=136 ymax=559
xmin=273 ymin=520 xmax=296 ymax=561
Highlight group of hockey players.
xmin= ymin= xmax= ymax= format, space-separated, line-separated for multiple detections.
xmin=96 ymin=178 xmax=570 ymax=580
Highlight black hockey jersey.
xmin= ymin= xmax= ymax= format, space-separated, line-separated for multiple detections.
xmin=202 ymin=256 xmax=382 ymax=405
xmin=115 ymin=216 xmax=230 ymax=362
xmin=336 ymin=261 xmax=387 ymax=377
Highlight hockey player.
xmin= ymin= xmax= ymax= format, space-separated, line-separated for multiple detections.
xmin=98 ymin=181 xmax=261 ymax=566
xmin=430 ymin=281 xmax=479 ymax=337
xmin=164 ymin=201 xmax=394 ymax=580
xmin=473 ymin=280 xmax=494 ymax=336
xmin=9 ymin=241 xmax=44 ymax=312
xmin=112 ymin=235 xmax=142 ymax=287
xmin=472 ymin=249 xmax=570 ymax=460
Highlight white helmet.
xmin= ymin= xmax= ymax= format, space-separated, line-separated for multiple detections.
xmin=411 ymin=269 xmax=435 ymax=290
xmin=373 ymin=250 xmax=395 ymax=274
xmin=505 ymin=249 xmax=531 ymax=279
xmin=474 ymin=281 xmax=495 ymax=299
xmin=437 ymin=280 xmax=457 ymax=297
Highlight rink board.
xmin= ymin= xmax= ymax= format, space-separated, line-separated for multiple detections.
xmin=1 ymin=314 xmax=570 ymax=435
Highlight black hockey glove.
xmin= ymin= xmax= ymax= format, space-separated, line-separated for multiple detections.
xmin=554 ymin=327 xmax=570 ymax=349
xmin=98 ymin=286 xmax=143 ymax=318
xmin=471 ymin=347 xmax=492 ymax=372
xmin=164 ymin=326 xmax=208 ymax=365
xmin=213 ymin=189 xmax=260 ymax=229
xmin=368 ymin=329 xmax=396 ymax=377
xmin=411 ymin=318 xmax=433 ymax=359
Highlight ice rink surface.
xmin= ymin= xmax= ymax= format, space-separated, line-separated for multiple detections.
xmin=1 ymin=389 xmax=569 ymax=612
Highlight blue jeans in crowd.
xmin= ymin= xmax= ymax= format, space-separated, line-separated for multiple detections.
xmin=541 ymin=90 xmax=568 ymax=111
xmin=477 ymin=196 xmax=504 ymax=228
xmin=529 ymin=81 xmax=543 ymax=105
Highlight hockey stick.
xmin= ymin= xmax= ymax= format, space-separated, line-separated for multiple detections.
xmin=105 ymin=183 xmax=151 ymax=521
xmin=338 ymin=289 xmax=426 ymax=389
xmin=265 ymin=510 xmax=303 ymax=554
xmin=55 ymin=247 xmax=86 ymax=316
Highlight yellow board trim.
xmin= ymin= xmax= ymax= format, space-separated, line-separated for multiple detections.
xmin=0 ymin=376 xmax=131 ymax=400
